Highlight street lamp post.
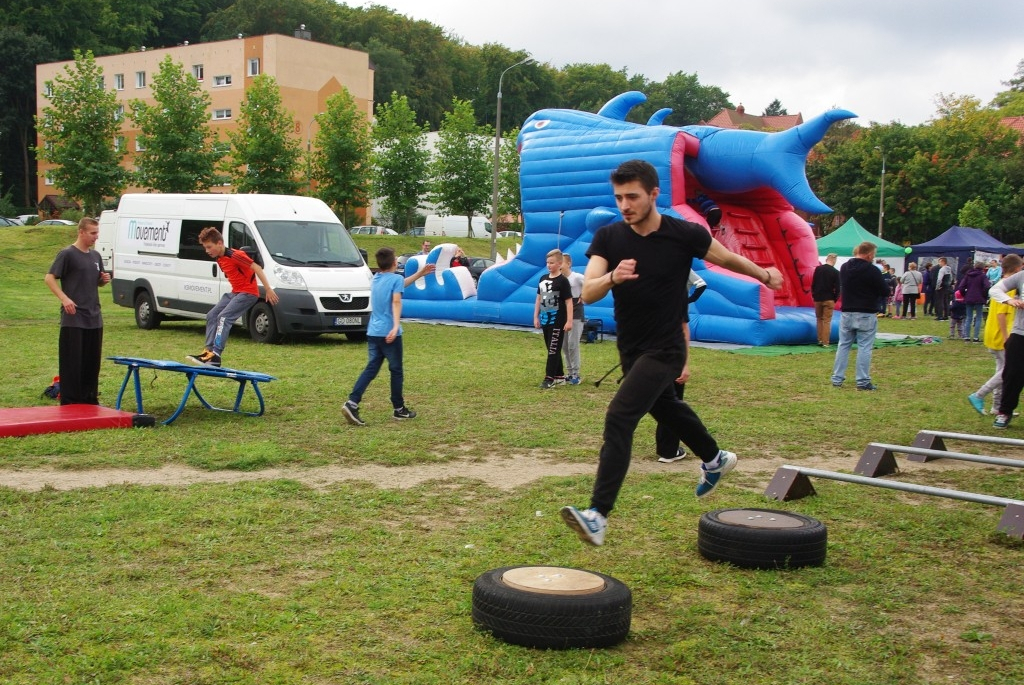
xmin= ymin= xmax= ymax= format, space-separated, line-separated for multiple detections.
xmin=490 ymin=56 xmax=534 ymax=260
xmin=307 ymin=114 xmax=321 ymax=193
xmin=875 ymin=146 xmax=886 ymax=239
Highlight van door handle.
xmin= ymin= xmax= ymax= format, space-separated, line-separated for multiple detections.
xmin=212 ymin=264 xmax=218 ymax=277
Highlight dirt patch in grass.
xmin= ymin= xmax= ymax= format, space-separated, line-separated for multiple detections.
xmin=0 ymin=446 xmax=1003 ymax=493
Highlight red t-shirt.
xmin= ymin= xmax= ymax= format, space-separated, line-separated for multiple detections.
xmin=217 ymin=248 xmax=259 ymax=295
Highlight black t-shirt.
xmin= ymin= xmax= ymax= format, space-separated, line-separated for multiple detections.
xmin=588 ymin=215 xmax=711 ymax=354
xmin=48 ymin=245 xmax=105 ymax=329
xmin=537 ymin=273 xmax=571 ymax=327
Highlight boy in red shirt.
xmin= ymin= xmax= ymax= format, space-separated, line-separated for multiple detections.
xmin=187 ymin=227 xmax=278 ymax=368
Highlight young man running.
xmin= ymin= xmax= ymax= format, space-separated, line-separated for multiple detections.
xmin=561 ymin=159 xmax=783 ymax=546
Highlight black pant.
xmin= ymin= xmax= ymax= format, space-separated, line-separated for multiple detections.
xmin=590 ymin=347 xmax=719 ymax=516
xmin=59 ymin=326 xmax=103 ymax=405
xmin=655 ymin=381 xmax=685 ymax=457
xmin=934 ymin=288 xmax=950 ymax=319
xmin=901 ymin=296 xmax=917 ymax=318
xmin=999 ymin=333 xmax=1024 ymax=417
xmin=542 ymin=324 xmax=564 ymax=379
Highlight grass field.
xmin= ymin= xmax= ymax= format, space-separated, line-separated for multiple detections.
xmin=0 ymin=225 xmax=1022 ymax=684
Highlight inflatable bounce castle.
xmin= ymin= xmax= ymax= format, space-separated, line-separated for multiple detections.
xmin=402 ymin=91 xmax=856 ymax=345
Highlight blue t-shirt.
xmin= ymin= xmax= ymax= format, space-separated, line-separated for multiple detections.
xmin=368 ymin=271 xmax=405 ymax=337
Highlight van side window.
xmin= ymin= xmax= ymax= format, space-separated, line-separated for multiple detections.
xmin=228 ymin=221 xmax=257 ymax=251
xmin=178 ymin=219 xmax=222 ymax=261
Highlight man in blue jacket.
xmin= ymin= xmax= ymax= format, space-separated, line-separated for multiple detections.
xmin=831 ymin=242 xmax=889 ymax=390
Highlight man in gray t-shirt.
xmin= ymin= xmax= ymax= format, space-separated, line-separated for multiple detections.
xmin=44 ymin=217 xmax=110 ymax=405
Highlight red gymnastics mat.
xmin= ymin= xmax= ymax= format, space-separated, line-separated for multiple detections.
xmin=0 ymin=405 xmax=152 ymax=438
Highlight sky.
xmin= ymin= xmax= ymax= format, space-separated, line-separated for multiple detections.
xmin=372 ymin=0 xmax=1023 ymax=126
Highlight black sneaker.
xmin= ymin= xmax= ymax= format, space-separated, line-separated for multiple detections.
xmin=393 ymin=406 xmax=416 ymax=420
xmin=540 ymin=378 xmax=555 ymax=389
xmin=343 ymin=401 xmax=365 ymax=426
xmin=187 ymin=350 xmax=212 ymax=365
xmin=857 ymin=383 xmax=878 ymax=391
xmin=658 ymin=447 xmax=687 ymax=463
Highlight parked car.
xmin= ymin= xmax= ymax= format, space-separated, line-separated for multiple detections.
xmin=349 ymin=225 xmax=398 ymax=236
xmin=496 ymin=230 xmax=522 ymax=239
xmin=467 ymin=256 xmax=495 ymax=281
xmin=0 ymin=217 xmax=20 ymax=227
xmin=36 ymin=219 xmax=77 ymax=226
xmin=16 ymin=214 xmax=38 ymax=225
xmin=408 ymin=227 xmax=425 ymax=237
xmin=396 ymin=252 xmax=419 ymax=275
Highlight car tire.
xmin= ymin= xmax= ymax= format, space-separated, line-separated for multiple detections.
xmin=697 ymin=508 xmax=827 ymax=570
xmin=134 ymin=290 xmax=162 ymax=330
xmin=248 ymin=301 xmax=284 ymax=344
xmin=472 ymin=566 xmax=631 ymax=650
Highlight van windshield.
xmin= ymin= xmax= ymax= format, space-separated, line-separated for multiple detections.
xmin=256 ymin=221 xmax=363 ymax=267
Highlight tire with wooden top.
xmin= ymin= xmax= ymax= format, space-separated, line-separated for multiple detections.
xmin=698 ymin=508 xmax=827 ymax=570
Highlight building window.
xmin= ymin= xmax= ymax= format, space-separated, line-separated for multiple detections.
xmin=247 ymin=58 xmax=260 ymax=77
xmin=213 ymin=74 xmax=232 ymax=87
xmin=135 ymin=137 xmax=146 ymax=152
xmin=114 ymin=105 xmax=124 ymax=121
xmin=44 ymin=174 xmax=54 ymax=186
xmin=114 ymin=136 xmax=126 ymax=151
xmin=114 ymin=73 xmax=125 ymax=90
xmin=213 ymin=109 xmax=232 ymax=120
xmin=192 ymin=64 xmax=204 ymax=81
xmin=135 ymin=71 xmax=146 ymax=88
xmin=43 ymin=83 xmax=52 ymax=97
xmin=97 ymin=76 xmax=105 ymax=90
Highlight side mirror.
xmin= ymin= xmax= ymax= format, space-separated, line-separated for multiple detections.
xmin=240 ymin=245 xmax=263 ymax=267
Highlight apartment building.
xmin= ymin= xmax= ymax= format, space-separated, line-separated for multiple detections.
xmin=35 ymin=32 xmax=374 ymax=205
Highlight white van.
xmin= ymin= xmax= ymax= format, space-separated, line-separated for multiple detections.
xmin=423 ymin=214 xmax=492 ymax=238
xmin=106 ymin=193 xmax=373 ymax=342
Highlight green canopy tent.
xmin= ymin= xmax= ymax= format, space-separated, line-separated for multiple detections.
xmin=816 ymin=218 xmax=905 ymax=258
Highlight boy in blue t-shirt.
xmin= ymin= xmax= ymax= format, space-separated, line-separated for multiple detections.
xmin=343 ymin=247 xmax=434 ymax=426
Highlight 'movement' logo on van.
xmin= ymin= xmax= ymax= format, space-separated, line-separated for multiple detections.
xmin=122 ymin=218 xmax=179 ymax=251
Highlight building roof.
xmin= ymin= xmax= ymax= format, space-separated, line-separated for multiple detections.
xmin=702 ymin=104 xmax=803 ymax=131
xmin=39 ymin=194 xmax=80 ymax=211
xmin=1001 ymin=116 xmax=1024 ymax=136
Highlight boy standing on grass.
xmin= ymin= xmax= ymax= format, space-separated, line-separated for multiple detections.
xmin=560 ymin=253 xmax=585 ymax=385
xmin=534 ymin=249 xmax=573 ymax=389
xmin=343 ymin=247 xmax=435 ymax=426
xmin=187 ymin=227 xmax=278 ymax=368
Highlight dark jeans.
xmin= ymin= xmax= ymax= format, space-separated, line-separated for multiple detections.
xmin=999 ymin=333 xmax=1024 ymax=417
xmin=542 ymin=324 xmax=565 ymax=379
xmin=59 ymin=326 xmax=103 ymax=405
xmin=590 ymin=347 xmax=719 ymax=516
xmin=654 ymin=381 xmax=685 ymax=457
xmin=901 ymin=295 xmax=918 ymax=318
xmin=349 ymin=335 xmax=405 ymax=409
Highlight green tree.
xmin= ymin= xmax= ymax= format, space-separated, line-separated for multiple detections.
xmin=310 ymin=87 xmax=372 ymax=226
xmin=35 ymin=49 xmax=127 ymax=215
xmin=556 ymin=63 xmax=635 ymax=113
xmin=372 ymin=93 xmax=430 ymax=232
xmin=130 ymin=55 xmax=224 ymax=192
xmin=763 ymin=99 xmax=788 ymax=116
xmin=225 ymin=74 xmax=302 ymax=194
xmin=497 ymin=126 xmax=523 ymax=229
xmin=0 ymin=27 xmax=56 ymax=207
xmin=958 ymin=198 xmax=992 ymax=229
xmin=640 ymin=71 xmax=731 ymax=126
xmin=429 ymin=98 xmax=492 ymax=237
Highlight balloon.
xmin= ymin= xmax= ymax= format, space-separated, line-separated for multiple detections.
xmin=905 ymin=247 xmax=913 ymax=254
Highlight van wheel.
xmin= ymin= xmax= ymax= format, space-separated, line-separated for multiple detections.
xmin=249 ymin=302 xmax=284 ymax=344
xmin=697 ymin=508 xmax=827 ymax=570
xmin=134 ymin=291 xmax=162 ymax=330
xmin=472 ymin=566 xmax=631 ymax=649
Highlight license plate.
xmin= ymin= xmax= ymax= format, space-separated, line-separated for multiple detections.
xmin=334 ymin=316 xmax=362 ymax=326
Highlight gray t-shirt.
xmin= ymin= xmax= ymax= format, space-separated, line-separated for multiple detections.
xmin=48 ymin=245 xmax=105 ymax=329
xmin=990 ymin=271 xmax=1024 ymax=336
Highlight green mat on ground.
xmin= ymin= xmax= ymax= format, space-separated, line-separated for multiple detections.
xmin=727 ymin=335 xmax=943 ymax=356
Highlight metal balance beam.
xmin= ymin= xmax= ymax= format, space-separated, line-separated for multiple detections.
xmin=764 ymin=465 xmax=1024 ymax=539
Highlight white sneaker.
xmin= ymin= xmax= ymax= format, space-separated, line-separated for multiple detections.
xmin=696 ymin=451 xmax=737 ymax=497
xmin=560 ymin=506 xmax=607 ymax=546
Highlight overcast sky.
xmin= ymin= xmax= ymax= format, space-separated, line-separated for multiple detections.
xmin=373 ymin=0 xmax=1022 ymax=126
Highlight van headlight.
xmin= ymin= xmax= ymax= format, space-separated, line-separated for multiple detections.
xmin=273 ymin=265 xmax=306 ymax=288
